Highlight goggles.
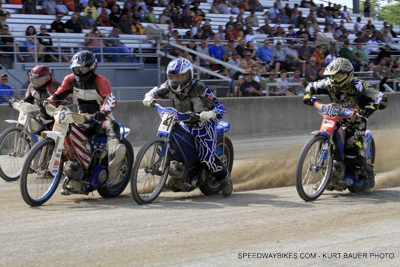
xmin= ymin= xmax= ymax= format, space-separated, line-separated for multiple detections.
xmin=72 ymin=66 xmax=91 ymax=76
xmin=329 ymin=73 xmax=347 ymax=84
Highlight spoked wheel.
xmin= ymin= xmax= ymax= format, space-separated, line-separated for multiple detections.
xmin=348 ymin=137 xmax=376 ymax=193
xmin=296 ymin=135 xmax=333 ymax=201
xmin=0 ymin=127 xmax=32 ymax=181
xmin=20 ymin=138 xmax=62 ymax=206
xmin=130 ymin=137 xmax=169 ymax=205
xmin=98 ymin=141 xmax=134 ymax=198
xmin=199 ymin=135 xmax=234 ymax=195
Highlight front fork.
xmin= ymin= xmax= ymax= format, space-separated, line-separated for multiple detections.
xmin=313 ymin=136 xmax=331 ymax=172
xmin=41 ymin=131 xmax=66 ymax=177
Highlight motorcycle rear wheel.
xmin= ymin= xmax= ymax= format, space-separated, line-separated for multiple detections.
xmin=296 ymin=135 xmax=333 ymax=201
xmin=0 ymin=127 xmax=32 ymax=181
xmin=131 ymin=137 xmax=169 ymax=205
xmin=348 ymin=137 xmax=376 ymax=193
xmin=199 ymin=135 xmax=234 ymax=195
xmin=20 ymin=138 xmax=62 ymax=206
xmin=97 ymin=141 xmax=134 ymax=198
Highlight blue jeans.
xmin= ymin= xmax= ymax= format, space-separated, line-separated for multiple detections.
xmin=91 ymin=47 xmax=119 ymax=62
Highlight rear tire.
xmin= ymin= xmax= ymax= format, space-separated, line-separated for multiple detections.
xmin=97 ymin=141 xmax=134 ymax=198
xmin=130 ymin=137 xmax=169 ymax=205
xmin=0 ymin=127 xmax=32 ymax=181
xmin=295 ymin=135 xmax=332 ymax=201
xmin=199 ymin=135 xmax=234 ymax=195
xmin=20 ymin=138 xmax=62 ymax=206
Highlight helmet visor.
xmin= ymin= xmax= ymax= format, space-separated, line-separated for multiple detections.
xmin=30 ymin=75 xmax=49 ymax=87
xmin=167 ymin=73 xmax=187 ymax=90
xmin=72 ymin=66 xmax=91 ymax=76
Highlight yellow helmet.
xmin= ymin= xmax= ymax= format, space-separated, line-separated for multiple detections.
xmin=324 ymin=57 xmax=354 ymax=93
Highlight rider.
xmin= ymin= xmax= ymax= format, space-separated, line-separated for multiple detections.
xmin=303 ymin=57 xmax=388 ymax=193
xmin=9 ymin=64 xmax=60 ymax=129
xmin=43 ymin=50 xmax=126 ymax=170
xmin=143 ymin=58 xmax=233 ymax=197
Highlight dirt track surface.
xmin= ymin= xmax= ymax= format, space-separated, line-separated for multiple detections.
xmin=1 ymin=129 xmax=400 ymax=267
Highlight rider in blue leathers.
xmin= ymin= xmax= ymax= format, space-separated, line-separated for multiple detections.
xmin=143 ymin=58 xmax=233 ymax=197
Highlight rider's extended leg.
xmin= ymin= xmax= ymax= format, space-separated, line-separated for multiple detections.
xmin=97 ymin=120 xmax=126 ymax=169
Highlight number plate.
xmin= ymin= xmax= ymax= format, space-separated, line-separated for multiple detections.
xmin=158 ymin=112 xmax=175 ymax=134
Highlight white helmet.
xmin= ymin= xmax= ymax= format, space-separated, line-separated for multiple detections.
xmin=166 ymin=58 xmax=193 ymax=93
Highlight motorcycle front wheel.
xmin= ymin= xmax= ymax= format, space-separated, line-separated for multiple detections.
xmin=296 ymin=135 xmax=333 ymax=201
xmin=20 ymin=138 xmax=62 ymax=206
xmin=98 ymin=141 xmax=134 ymax=198
xmin=199 ymin=135 xmax=234 ymax=195
xmin=130 ymin=137 xmax=169 ymax=205
xmin=0 ymin=127 xmax=32 ymax=181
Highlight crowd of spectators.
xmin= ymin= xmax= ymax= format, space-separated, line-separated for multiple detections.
xmin=0 ymin=0 xmax=399 ymax=93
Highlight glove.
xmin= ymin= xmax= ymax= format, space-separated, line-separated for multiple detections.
xmin=143 ymin=92 xmax=154 ymax=107
xmin=303 ymin=95 xmax=317 ymax=106
xmin=361 ymin=105 xmax=376 ymax=118
xmin=36 ymin=99 xmax=48 ymax=107
xmin=199 ymin=110 xmax=216 ymax=122
xmin=94 ymin=111 xmax=107 ymax=122
xmin=8 ymin=98 xmax=16 ymax=107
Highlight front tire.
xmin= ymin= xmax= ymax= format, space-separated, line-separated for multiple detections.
xmin=130 ymin=137 xmax=169 ymax=205
xmin=199 ymin=135 xmax=234 ymax=195
xmin=296 ymin=135 xmax=333 ymax=201
xmin=20 ymin=138 xmax=62 ymax=206
xmin=0 ymin=127 xmax=32 ymax=181
xmin=97 ymin=141 xmax=134 ymax=198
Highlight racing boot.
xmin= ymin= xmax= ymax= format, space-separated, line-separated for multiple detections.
xmin=107 ymin=138 xmax=126 ymax=169
xmin=214 ymin=168 xmax=233 ymax=197
xmin=363 ymin=163 xmax=375 ymax=194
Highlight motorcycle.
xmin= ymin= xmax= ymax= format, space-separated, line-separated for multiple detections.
xmin=0 ymin=101 xmax=47 ymax=181
xmin=295 ymin=101 xmax=375 ymax=201
xmin=19 ymin=103 xmax=134 ymax=206
xmin=130 ymin=103 xmax=234 ymax=205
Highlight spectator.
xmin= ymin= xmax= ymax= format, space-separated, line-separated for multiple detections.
xmin=377 ymin=44 xmax=392 ymax=64
xmin=196 ymin=39 xmax=211 ymax=67
xmin=97 ymin=1 xmax=110 ymax=15
xmin=373 ymin=58 xmax=390 ymax=80
xmin=107 ymin=0 xmax=120 ymax=12
xmin=311 ymin=45 xmax=324 ymax=68
xmin=233 ymin=75 xmax=244 ymax=97
xmin=251 ymin=0 xmax=263 ymax=12
xmin=379 ymin=71 xmax=396 ymax=92
xmin=131 ymin=16 xmax=146 ymax=35
xmin=364 ymin=0 xmax=371 ymax=17
xmin=23 ymin=25 xmax=45 ymax=62
xmin=315 ymin=67 xmax=325 ymax=81
xmin=364 ymin=19 xmax=376 ymax=31
xmin=84 ymin=25 xmax=118 ymax=62
xmin=304 ymin=56 xmax=317 ymax=82
xmin=245 ymin=10 xmax=259 ymax=27
xmin=256 ymin=39 xmax=273 ymax=68
xmin=210 ymin=0 xmax=222 ymax=14
xmin=286 ymin=41 xmax=306 ymax=74
xmin=0 ymin=24 xmax=25 ymax=63
xmin=297 ymin=10 xmax=307 ymax=28
xmin=274 ymin=69 xmax=289 ymax=96
xmin=235 ymin=38 xmax=246 ymax=59
xmin=132 ymin=4 xmax=145 ymax=22
xmin=181 ymin=8 xmax=192 ymax=28
xmin=201 ymin=20 xmax=214 ymax=40
xmin=120 ymin=1 xmax=132 ymax=15
xmin=230 ymin=1 xmax=240 ymax=14
xmin=341 ymin=5 xmax=351 ymax=21
xmin=225 ymin=16 xmax=235 ymax=30
xmin=324 ymin=49 xmax=337 ymax=67
xmin=223 ymin=38 xmax=236 ymax=59
xmin=239 ymin=69 xmax=263 ymax=97
xmin=352 ymin=40 xmax=374 ymax=71
xmin=316 ymin=3 xmax=328 ymax=18
xmin=107 ymin=26 xmax=136 ymax=62
xmin=82 ymin=9 xmax=96 ymax=29
xmin=232 ymin=21 xmax=244 ymax=39
xmin=365 ymin=35 xmax=380 ymax=56
xmin=37 ymin=24 xmax=70 ymax=62
xmin=170 ymin=8 xmax=181 ymax=27
xmin=55 ymin=0 xmax=69 ymax=15
xmin=118 ymin=13 xmax=133 ymax=34
xmin=286 ymin=26 xmax=300 ymax=43
xmin=287 ymin=67 xmax=303 ymax=95
xmin=51 ymin=13 xmax=66 ymax=33
xmin=65 ymin=12 xmax=83 ymax=33
xmin=42 ymin=0 xmax=57 ymax=15
xmin=225 ymin=51 xmax=241 ymax=92
xmin=298 ymin=79 xmax=307 ymax=95
xmin=79 ymin=0 xmax=89 ymax=10
xmin=244 ymin=28 xmax=257 ymax=46
xmin=267 ymin=2 xmax=279 ymax=22
xmin=339 ymin=40 xmax=355 ymax=64
xmin=64 ymin=0 xmax=75 ymax=11
xmin=209 ymin=37 xmax=226 ymax=71
xmin=272 ymin=42 xmax=287 ymax=72
xmin=257 ymin=18 xmax=270 ymax=35
xmin=0 ymin=74 xmax=21 ymax=104
xmin=0 ymin=1 xmax=10 ymax=28
xmin=297 ymin=40 xmax=311 ymax=65
xmin=22 ymin=0 xmax=39 ymax=14
xmin=277 ymin=8 xmax=289 ymax=24
xmin=97 ymin=6 xmax=111 ymax=26
xmin=191 ymin=20 xmax=201 ymax=38
xmin=306 ymin=9 xmax=316 ymax=22
xmin=219 ymin=0 xmax=231 ymax=14
xmin=240 ymin=0 xmax=250 ymax=11
xmin=83 ymin=0 xmax=98 ymax=19
xmin=109 ymin=5 xmax=121 ymax=27
xmin=291 ymin=8 xmax=299 ymax=27
xmin=169 ymin=37 xmax=186 ymax=58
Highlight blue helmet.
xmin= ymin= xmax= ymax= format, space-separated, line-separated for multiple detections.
xmin=166 ymin=58 xmax=193 ymax=93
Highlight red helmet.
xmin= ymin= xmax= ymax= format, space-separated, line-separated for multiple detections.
xmin=30 ymin=65 xmax=52 ymax=91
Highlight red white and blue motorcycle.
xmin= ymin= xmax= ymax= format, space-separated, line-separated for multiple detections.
xmin=295 ymin=101 xmax=375 ymax=201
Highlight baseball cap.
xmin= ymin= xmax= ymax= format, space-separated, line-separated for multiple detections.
xmin=276 ymin=41 xmax=282 ymax=45
xmin=368 ymin=19 xmax=372 ymax=23
xmin=0 ymin=73 xmax=7 ymax=78
xmin=344 ymin=40 xmax=350 ymax=44
xmin=238 ymin=75 xmax=244 ymax=79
